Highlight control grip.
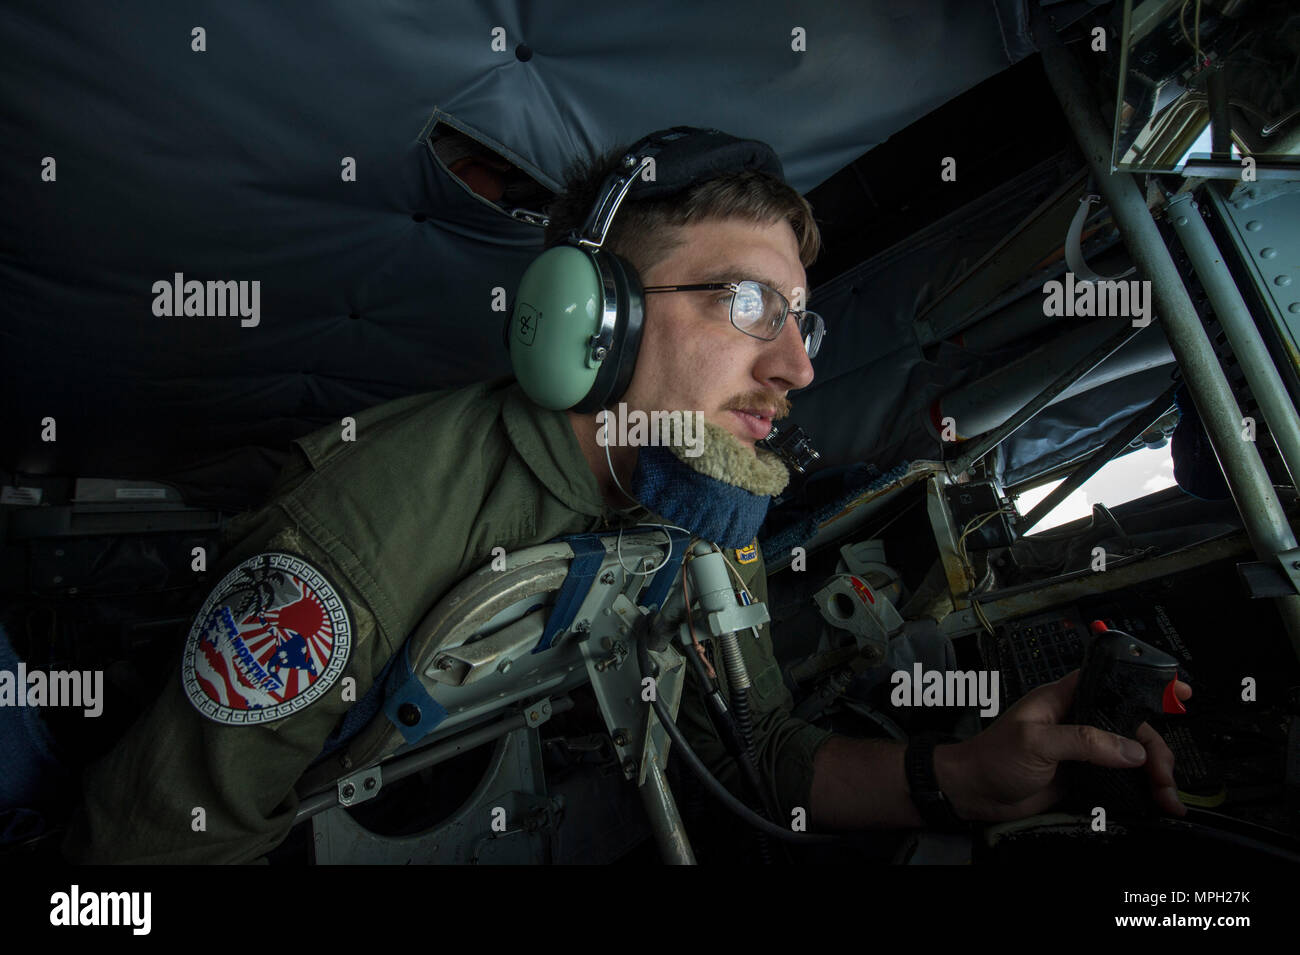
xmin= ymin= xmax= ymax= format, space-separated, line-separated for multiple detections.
xmin=1069 ymin=626 xmax=1182 ymax=816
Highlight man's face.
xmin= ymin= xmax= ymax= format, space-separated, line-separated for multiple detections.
xmin=621 ymin=216 xmax=815 ymax=451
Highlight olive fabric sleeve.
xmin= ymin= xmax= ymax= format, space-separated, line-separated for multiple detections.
xmin=62 ymin=509 xmax=395 ymax=864
xmin=673 ymin=542 xmax=834 ymax=820
xmin=62 ymin=380 xmax=610 ymax=864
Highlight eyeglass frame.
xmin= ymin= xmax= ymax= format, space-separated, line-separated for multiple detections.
xmin=641 ymin=280 xmax=825 ymax=359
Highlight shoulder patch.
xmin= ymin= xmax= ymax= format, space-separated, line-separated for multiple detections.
xmin=182 ymin=552 xmax=353 ymax=725
xmin=734 ymin=543 xmax=758 ymax=564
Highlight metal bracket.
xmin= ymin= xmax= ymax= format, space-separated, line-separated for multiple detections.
xmin=1280 ymin=550 xmax=1300 ymax=596
xmin=701 ymin=601 xmax=768 ymax=640
xmin=813 ymin=573 xmax=903 ymax=663
xmin=336 ymin=766 xmax=383 ymax=807
xmin=523 ymin=698 xmax=554 ymax=728
xmin=1237 ymin=550 xmax=1300 ymax=599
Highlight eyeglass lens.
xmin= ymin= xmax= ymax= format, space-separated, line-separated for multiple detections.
xmin=731 ymin=281 xmax=821 ymax=358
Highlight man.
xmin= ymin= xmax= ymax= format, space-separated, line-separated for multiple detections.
xmin=64 ymin=129 xmax=1188 ymax=863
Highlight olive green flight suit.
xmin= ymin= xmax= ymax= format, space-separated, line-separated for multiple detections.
xmin=63 ymin=378 xmax=832 ymax=863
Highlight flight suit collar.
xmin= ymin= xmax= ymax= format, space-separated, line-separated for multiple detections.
xmin=502 ymin=382 xmax=611 ymax=521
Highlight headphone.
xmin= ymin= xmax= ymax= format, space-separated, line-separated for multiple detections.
xmin=506 ymin=126 xmax=786 ymax=413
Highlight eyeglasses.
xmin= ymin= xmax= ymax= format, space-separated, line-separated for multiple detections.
xmin=642 ymin=280 xmax=825 ymax=359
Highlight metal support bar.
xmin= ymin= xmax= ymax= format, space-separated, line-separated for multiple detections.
xmin=638 ymin=755 xmax=696 ymax=864
xmin=1019 ymin=381 xmax=1180 ymax=532
xmin=946 ymin=323 xmax=1141 ymax=477
xmin=294 ymin=696 xmax=574 ymax=822
xmin=1167 ymin=192 xmax=1300 ymax=489
xmin=1033 ymin=13 xmax=1300 ymax=660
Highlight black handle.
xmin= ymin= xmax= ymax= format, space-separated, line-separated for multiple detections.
xmin=1069 ymin=621 xmax=1183 ymax=816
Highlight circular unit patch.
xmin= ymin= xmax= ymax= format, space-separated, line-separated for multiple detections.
xmin=182 ymin=552 xmax=352 ymax=725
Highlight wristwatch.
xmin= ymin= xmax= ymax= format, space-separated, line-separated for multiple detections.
xmin=904 ymin=733 xmax=971 ymax=832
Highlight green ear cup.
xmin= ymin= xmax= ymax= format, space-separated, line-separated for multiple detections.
xmin=509 ymin=245 xmax=604 ymax=410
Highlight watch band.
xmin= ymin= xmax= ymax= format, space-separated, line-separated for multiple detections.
xmin=904 ymin=733 xmax=970 ymax=832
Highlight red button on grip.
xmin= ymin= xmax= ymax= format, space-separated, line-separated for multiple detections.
xmin=1162 ymin=678 xmax=1187 ymax=714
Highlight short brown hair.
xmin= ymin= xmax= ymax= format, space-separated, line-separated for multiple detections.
xmin=543 ymin=145 xmax=820 ymax=276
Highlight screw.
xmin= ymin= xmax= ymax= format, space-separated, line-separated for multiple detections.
xmin=613 ymin=730 xmax=629 ymax=747
xmin=363 ymin=777 xmax=377 ymax=791
xmin=341 ymin=783 xmax=356 ymax=799
xmin=600 ymin=571 xmax=615 ymax=584
xmin=622 ymin=758 xmax=637 ymax=776
xmin=498 ymin=659 xmax=512 ymax=674
xmin=436 ymin=657 xmax=453 ymax=670
xmin=1292 ymin=561 xmax=1300 ymax=570
xmin=594 ymin=346 xmax=608 ymax=360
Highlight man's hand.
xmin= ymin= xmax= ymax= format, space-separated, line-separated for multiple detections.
xmin=935 ymin=669 xmax=1193 ymax=822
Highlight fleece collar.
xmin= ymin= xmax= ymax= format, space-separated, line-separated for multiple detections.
xmin=503 ymin=383 xmax=790 ymax=545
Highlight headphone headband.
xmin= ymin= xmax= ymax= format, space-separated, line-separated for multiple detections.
xmin=574 ymin=126 xmax=786 ymax=246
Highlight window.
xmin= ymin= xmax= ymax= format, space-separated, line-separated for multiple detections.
xmin=1014 ymin=442 xmax=1178 ymax=534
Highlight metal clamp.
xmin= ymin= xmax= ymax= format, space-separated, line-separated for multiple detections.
xmin=337 ymin=766 xmax=383 ymax=807
xmin=523 ymin=698 xmax=554 ymax=728
xmin=510 ymin=207 xmax=550 ymax=228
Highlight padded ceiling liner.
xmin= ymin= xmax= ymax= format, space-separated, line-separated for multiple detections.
xmin=1 ymin=2 xmax=1019 ymax=506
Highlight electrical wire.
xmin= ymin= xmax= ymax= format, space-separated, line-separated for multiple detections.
xmin=614 ymin=523 xmax=692 ymax=576
xmin=636 ymin=634 xmax=838 ymax=845
xmin=956 ymin=508 xmax=1013 ymax=570
xmin=1194 ymin=0 xmax=1203 ymax=66
xmin=1179 ymin=0 xmax=1206 ymax=67
xmin=955 ymin=507 xmax=1015 ymax=635
xmin=718 ymin=545 xmax=755 ymax=603
xmin=599 ymin=424 xmax=697 ymax=576
xmin=680 ymin=555 xmax=715 ymax=680
xmin=600 ymin=420 xmax=834 ymax=846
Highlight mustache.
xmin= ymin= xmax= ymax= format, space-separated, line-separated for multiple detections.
xmin=722 ymin=392 xmax=792 ymax=419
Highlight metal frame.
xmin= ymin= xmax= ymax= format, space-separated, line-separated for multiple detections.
xmin=1167 ymin=192 xmax=1300 ymax=490
xmin=1030 ymin=12 xmax=1300 ymax=660
xmin=945 ymin=323 xmax=1142 ymax=478
xmin=1018 ymin=381 xmax=1180 ymax=533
